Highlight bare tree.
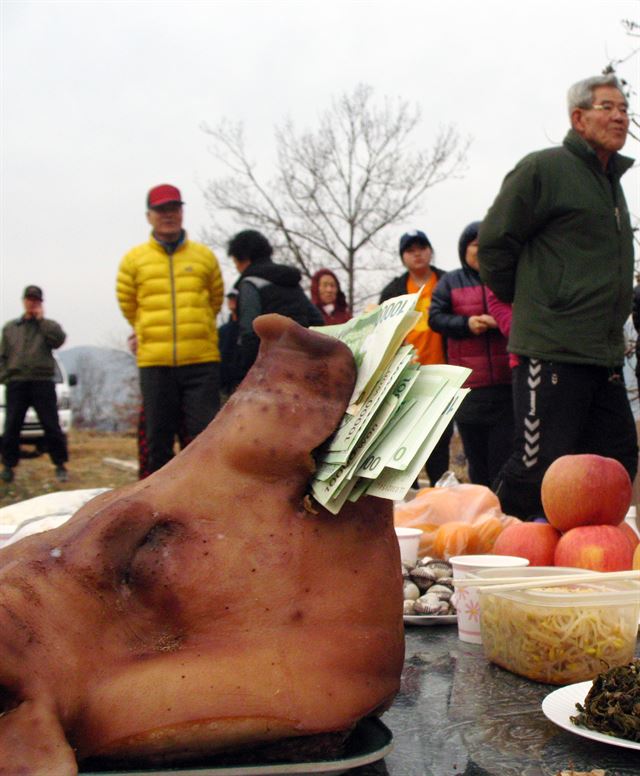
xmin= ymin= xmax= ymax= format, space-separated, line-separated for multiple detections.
xmin=605 ymin=18 xmax=640 ymax=142
xmin=604 ymin=17 xmax=639 ymax=257
xmin=202 ymin=84 xmax=469 ymax=309
xmin=605 ymin=17 xmax=640 ymax=413
xmin=71 ymin=351 xmax=139 ymax=432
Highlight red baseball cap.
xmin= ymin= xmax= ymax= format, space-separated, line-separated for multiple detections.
xmin=147 ymin=184 xmax=184 ymax=209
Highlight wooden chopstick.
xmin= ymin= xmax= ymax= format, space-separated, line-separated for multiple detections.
xmin=453 ymin=569 xmax=640 ymax=592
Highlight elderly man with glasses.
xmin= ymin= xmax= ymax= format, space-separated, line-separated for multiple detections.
xmin=478 ymin=74 xmax=637 ymax=520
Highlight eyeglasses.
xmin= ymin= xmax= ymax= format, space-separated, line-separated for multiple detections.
xmin=589 ymin=101 xmax=629 ymax=116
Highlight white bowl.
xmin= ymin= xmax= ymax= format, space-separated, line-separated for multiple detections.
xmin=394 ymin=527 xmax=423 ymax=565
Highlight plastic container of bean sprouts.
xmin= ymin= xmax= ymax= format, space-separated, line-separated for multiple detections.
xmin=476 ymin=566 xmax=640 ymax=685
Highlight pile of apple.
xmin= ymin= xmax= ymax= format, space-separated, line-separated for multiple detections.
xmin=491 ymin=454 xmax=640 ymax=571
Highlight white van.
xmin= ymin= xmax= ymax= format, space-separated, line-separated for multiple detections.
xmin=0 ymin=356 xmax=76 ymax=449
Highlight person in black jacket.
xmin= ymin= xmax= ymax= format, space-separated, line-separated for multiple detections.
xmin=1 ymin=285 xmax=69 ymax=483
xmin=218 ymin=290 xmax=240 ymax=397
xmin=227 ymin=230 xmax=323 ymax=389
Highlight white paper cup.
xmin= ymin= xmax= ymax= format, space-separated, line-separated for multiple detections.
xmin=394 ymin=527 xmax=423 ymax=565
xmin=450 ymin=554 xmax=530 ymax=644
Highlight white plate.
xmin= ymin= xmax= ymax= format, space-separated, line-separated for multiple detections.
xmin=403 ymin=614 xmax=457 ymax=626
xmin=82 ymin=717 xmax=393 ymax=775
xmin=542 ymin=681 xmax=640 ymax=751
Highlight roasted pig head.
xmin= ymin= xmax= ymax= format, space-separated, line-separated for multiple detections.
xmin=0 ymin=314 xmax=404 ymax=775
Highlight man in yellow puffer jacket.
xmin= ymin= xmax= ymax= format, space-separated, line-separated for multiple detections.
xmin=116 ymin=184 xmax=224 ymax=473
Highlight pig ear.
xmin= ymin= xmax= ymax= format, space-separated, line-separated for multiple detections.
xmin=253 ymin=314 xmax=348 ymax=359
xmin=0 ymin=699 xmax=78 ymax=775
xmin=220 ymin=314 xmax=355 ymax=480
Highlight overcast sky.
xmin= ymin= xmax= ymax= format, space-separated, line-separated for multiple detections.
xmin=1 ymin=0 xmax=639 ymax=350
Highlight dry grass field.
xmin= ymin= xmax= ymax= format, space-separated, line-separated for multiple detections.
xmin=0 ymin=429 xmax=139 ymax=510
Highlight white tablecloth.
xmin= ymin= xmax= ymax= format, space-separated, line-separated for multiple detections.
xmin=0 ymin=488 xmax=109 ymax=548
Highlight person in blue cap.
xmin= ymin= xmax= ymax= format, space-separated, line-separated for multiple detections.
xmin=379 ymin=230 xmax=451 ymax=486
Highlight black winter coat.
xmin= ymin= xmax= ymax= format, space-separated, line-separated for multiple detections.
xmin=378 ymin=268 xmax=446 ymax=303
xmin=231 ymin=260 xmax=323 ymax=387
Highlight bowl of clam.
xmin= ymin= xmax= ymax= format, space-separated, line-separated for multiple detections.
xmin=403 ymin=557 xmax=457 ymax=625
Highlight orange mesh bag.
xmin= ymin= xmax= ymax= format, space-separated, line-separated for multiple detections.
xmin=467 ymin=513 xmax=505 ymax=554
xmin=394 ymin=483 xmax=520 ymax=559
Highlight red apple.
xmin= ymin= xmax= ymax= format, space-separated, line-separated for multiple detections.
xmin=541 ymin=454 xmax=631 ymax=532
xmin=492 ymin=522 xmax=560 ymax=566
xmin=619 ymin=521 xmax=640 ymax=553
xmin=554 ymin=525 xmax=634 ymax=572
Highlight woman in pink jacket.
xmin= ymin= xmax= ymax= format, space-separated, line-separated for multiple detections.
xmin=429 ymin=222 xmax=514 ymax=485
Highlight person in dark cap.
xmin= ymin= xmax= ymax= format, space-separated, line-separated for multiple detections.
xmin=116 ymin=183 xmax=224 ymax=474
xmin=378 ymin=230 xmax=451 ymax=486
xmin=0 ymin=286 xmax=69 ymax=483
xmin=227 ymin=229 xmax=323 ymax=389
xmin=429 ymin=221 xmax=513 ymax=485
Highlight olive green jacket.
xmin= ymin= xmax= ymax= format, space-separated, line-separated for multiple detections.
xmin=0 ymin=316 xmax=66 ymax=382
xmin=478 ymin=130 xmax=635 ymax=367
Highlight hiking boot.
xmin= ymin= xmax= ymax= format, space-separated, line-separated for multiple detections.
xmin=1 ymin=467 xmax=14 ymax=483
xmin=55 ymin=465 xmax=68 ymax=483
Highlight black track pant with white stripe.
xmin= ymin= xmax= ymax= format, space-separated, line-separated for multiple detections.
xmin=492 ymin=358 xmax=638 ymax=520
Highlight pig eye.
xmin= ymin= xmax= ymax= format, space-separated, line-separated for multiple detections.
xmin=120 ymin=520 xmax=185 ymax=589
xmin=136 ymin=521 xmax=179 ymax=549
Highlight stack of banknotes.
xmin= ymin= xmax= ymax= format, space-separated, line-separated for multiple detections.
xmin=310 ymin=290 xmax=471 ymax=514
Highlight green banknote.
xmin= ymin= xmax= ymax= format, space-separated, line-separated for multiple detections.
xmin=318 ymin=360 xmax=420 ymax=467
xmin=314 ymin=291 xmax=421 ymax=412
xmin=309 ymin=290 xmax=471 ymax=510
xmin=382 ymin=365 xmax=471 ymax=472
xmin=311 ymin=394 xmax=400 ymax=513
xmin=323 ymin=345 xmax=415 ymax=454
xmin=365 ymin=389 xmax=469 ymax=501
xmin=353 ymin=371 xmax=448 ymax=480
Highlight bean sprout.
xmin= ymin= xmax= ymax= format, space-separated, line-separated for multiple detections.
xmin=480 ymin=587 xmax=638 ymax=685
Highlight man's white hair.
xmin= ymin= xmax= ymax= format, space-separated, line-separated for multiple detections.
xmin=567 ymin=74 xmax=627 ymax=117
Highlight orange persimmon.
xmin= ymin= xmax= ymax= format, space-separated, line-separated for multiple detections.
xmin=432 ymin=521 xmax=478 ymax=561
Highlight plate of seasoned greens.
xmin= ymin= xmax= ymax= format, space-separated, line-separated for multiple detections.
xmin=542 ymin=661 xmax=640 ymax=751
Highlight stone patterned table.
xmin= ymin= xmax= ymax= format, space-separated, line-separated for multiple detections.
xmin=351 ymin=624 xmax=639 ymax=776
